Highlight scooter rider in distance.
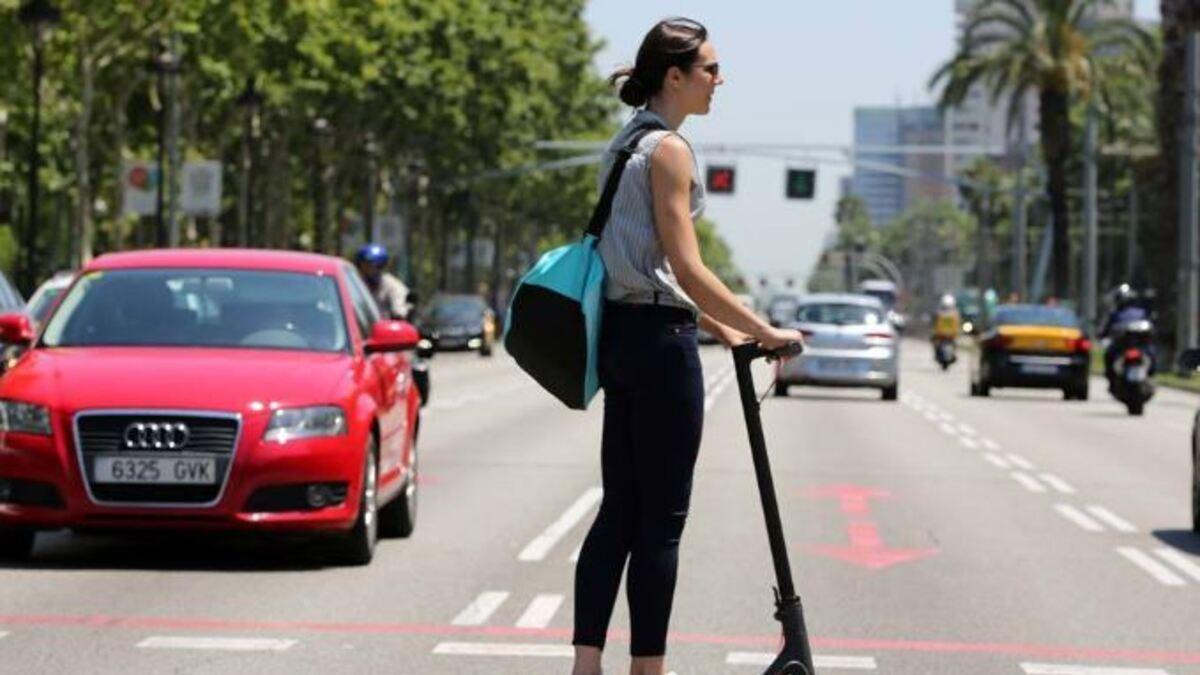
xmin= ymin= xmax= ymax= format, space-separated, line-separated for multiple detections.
xmin=355 ymin=243 xmax=411 ymax=321
xmin=931 ymin=293 xmax=960 ymax=370
xmin=1099 ymin=284 xmax=1154 ymax=392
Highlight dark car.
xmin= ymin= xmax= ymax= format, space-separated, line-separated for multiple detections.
xmin=419 ymin=294 xmax=496 ymax=356
xmin=969 ymin=304 xmax=1091 ymax=400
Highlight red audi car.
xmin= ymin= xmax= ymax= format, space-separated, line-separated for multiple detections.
xmin=0 ymin=249 xmax=421 ymax=565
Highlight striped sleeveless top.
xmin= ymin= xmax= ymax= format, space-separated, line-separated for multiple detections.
xmin=596 ymin=110 xmax=706 ymax=312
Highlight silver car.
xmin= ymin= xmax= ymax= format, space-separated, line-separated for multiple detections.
xmin=774 ymin=293 xmax=900 ymax=400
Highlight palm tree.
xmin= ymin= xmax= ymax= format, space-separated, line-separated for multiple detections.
xmin=931 ymin=0 xmax=1154 ymax=299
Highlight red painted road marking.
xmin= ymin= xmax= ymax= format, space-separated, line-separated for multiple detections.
xmin=808 ymin=484 xmax=939 ymax=570
xmin=0 ymin=614 xmax=1198 ymax=665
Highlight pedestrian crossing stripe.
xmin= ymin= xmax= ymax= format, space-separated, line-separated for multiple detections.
xmin=136 ymin=637 xmax=297 ymax=652
xmin=726 ymin=652 xmax=877 ymax=669
xmin=1020 ymin=663 xmax=1171 ymax=674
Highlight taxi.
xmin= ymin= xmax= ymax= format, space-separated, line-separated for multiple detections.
xmin=969 ymin=304 xmax=1091 ymax=400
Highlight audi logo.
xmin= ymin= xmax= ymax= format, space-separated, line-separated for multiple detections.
xmin=123 ymin=422 xmax=190 ymax=450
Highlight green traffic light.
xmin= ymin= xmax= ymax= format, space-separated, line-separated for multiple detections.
xmin=786 ymin=169 xmax=815 ymax=200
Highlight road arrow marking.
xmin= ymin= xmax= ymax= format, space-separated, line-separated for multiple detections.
xmin=809 ymin=485 xmax=938 ymax=570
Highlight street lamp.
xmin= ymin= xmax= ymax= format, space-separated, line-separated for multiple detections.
xmin=17 ymin=0 xmax=61 ymax=292
xmin=149 ymin=37 xmax=180 ymax=248
xmin=235 ymin=77 xmax=263 ymax=248
xmin=364 ymin=132 xmax=379 ymax=243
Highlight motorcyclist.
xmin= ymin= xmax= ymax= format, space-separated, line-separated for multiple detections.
xmin=932 ymin=294 xmax=960 ymax=341
xmin=1100 ymin=284 xmax=1152 ymax=383
xmin=354 ymin=243 xmax=410 ymax=320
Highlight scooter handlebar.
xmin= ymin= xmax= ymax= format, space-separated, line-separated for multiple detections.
xmin=733 ymin=340 xmax=805 ymax=365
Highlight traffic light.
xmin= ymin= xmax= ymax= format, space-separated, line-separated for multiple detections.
xmin=785 ymin=168 xmax=816 ymax=200
xmin=706 ymin=165 xmax=736 ymax=194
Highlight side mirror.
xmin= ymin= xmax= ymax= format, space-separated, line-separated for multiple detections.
xmin=364 ymin=320 xmax=420 ymax=354
xmin=0 ymin=313 xmax=35 ymax=347
xmin=1177 ymin=348 xmax=1200 ymax=376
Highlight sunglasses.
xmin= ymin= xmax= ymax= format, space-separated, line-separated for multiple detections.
xmin=694 ymin=62 xmax=720 ymax=78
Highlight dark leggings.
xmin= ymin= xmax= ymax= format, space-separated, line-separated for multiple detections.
xmin=572 ymin=302 xmax=705 ymax=657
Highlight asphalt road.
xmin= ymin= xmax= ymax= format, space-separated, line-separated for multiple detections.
xmin=1 ymin=340 xmax=1198 ymax=674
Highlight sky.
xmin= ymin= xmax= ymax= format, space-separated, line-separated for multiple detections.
xmin=582 ymin=0 xmax=1162 ymax=287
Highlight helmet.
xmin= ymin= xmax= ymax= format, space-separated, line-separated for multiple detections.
xmin=939 ymin=294 xmax=956 ymax=311
xmin=1114 ymin=283 xmax=1135 ymax=308
xmin=355 ymin=243 xmax=389 ymax=267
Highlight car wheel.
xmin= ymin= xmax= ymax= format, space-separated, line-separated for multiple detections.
xmin=333 ymin=438 xmax=379 ymax=566
xmin=969 ymin=381 xmax=980 ymax=397
xmin=1127 ymin=399 xmax=1145 ymax=416
xmin=0 ymin=529 xmax=35 ymax=561
xmin=774 ymin=382 xmax=789 ymax=397
xmin=380 ymin=441 xmax=418 ymax=539
xmin=881 ymin=384 xmax=898 ymax=401
xmin=978 ymin=380 xmax=991 ymax=397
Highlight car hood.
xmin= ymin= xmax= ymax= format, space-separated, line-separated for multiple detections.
xmin=2 ymin=347 xmax=353 ymax=413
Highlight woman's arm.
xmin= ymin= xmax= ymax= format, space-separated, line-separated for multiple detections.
xmin=651 ymin=136 xmax=800 ymax=349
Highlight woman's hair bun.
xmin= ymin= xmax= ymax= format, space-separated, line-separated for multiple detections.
xmin=618 ymin=74 xmax=649 ymax=107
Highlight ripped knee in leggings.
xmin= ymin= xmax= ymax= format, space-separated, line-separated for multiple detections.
xmin=664 ymin=509 xmax=689 ymax=545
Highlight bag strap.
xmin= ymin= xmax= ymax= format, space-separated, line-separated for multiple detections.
xmin=585 ymin=122 xmax=668 ymax=240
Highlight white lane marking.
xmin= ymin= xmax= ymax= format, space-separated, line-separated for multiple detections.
xmin=519 ymin=487 xmax=603 ymax=562
xmin=1117 ymin=547 xmax=1187 ymax=586
xmin=923 ymin=411 xmax=940 ymax=422
xmin=451 ymin=591 xmax=510 ymax=626
xmin=137 ymin=637 xmax=297 ymax=652
xmin=1154 ymin=548 xmax=1200 ymax=583
xmin=0 ymin=632 xmax=7 ymax=640
xmin=958 ymin=436 xmax=979 ymax=450
xmin=433 ymin=642 xmax=574 ymax=658
xmin=1005 ymin=453 xmax=1036 ymax=471
xmin=1085 ymin=506 xmax=1138 ymax=533
xmin=938 ymin=422 xmax=959 ymax=436
xmin=568 ymin=542 xmax=583 ymax=564
xmin=704 ymin=369 xmax=737 ymax=413
xmin=981 ymin=438 xmax=1001 ymax=451
xmin=1011 ymin=472 xmax=1048 ymax=493
xmin=514 ymin=594 xmax=564 ymax=629
xmin=1054 ymin=504 xmax=1104 ymax=532
xmin=1039 ymin=473 xmax=1077 ymax=495
xmin=726 ymin=652 xmax=878 ymax=669
xmin=983 ymin=453 xmax=1012 ymax=469
xmin=937 ymin=411 xmax=956 ymax=422
xmin=956 ymin=422 xmax=977 ymax=436
xmin=1021 ymin=663 xmax=1170 ymax=674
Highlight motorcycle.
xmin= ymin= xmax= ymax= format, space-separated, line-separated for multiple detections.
xmin=1106 ymin=319 xmax=1155 ymax=416
xmin=932 ymin=337 xmax=957 ymax=371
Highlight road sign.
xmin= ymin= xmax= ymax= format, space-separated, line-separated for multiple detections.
xmin=180 ymin=161 xmax=222 ymax=216
xmin=706 ymin=165 xmax=736 ymax=194
xmin=121 ymin=161 xmax=159 ymax=216
xmin=786 ymin=168 xmax=816 ymax=200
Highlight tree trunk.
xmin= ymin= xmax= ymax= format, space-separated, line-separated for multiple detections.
xmin=74 ymin=45 xmax=95 ymax=266
xmin=1153 ymin=0 xmax=1200 ymax=343
xmin=1040 ymin=88 xmax=1073 ymax=300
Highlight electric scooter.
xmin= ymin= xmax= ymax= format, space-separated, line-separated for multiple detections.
xmin=732 ymin=341 xmax=815 ymax=675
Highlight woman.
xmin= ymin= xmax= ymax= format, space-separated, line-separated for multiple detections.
xmin=571 ymin=17 xmax=804 ymax=675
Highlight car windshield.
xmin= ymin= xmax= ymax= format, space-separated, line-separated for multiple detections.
xmin=860 ymin=288 xmax=896 ymax=309
xmin=27 ymin=285 xmax=66 ymax=323
xmin=993 ymin=305 xmax=1080 ymax=329
xmin=428 ymin=297 xmax=484 ymax=323
xmin=796 ymin=303 xmax=883 ymax=326
xmin=41 ymin=269 xmax=348 ymax=352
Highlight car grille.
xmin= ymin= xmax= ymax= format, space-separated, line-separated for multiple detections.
xmin=74 ymin=411 xmax=240 ymax=506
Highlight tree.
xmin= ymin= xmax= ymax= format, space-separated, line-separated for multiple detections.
xmin=834 ymin=194 xmax=874 ymax=249
xmin=930 ymin=0 xmax=1154 ymax=300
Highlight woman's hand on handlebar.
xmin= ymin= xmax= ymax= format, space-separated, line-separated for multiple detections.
xmin=757 ymin=326 xmax=805 ymax=352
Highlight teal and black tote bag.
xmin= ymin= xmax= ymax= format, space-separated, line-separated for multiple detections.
xmin=503 ymin=123 xmax=665 ymax=409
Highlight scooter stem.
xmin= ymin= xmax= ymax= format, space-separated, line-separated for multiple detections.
xmin=732 ymin=343 xmax=816 ymax=675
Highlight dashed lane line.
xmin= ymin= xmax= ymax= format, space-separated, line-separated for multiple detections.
xmin=1117 ymin=547 xmax=1188 ymax=587
xmin=136 ymin=637 xmax=297 ymax=652
xmin=1038 ymin=473 xmax=1077 ymax=495
xmin=1020 ymin=664 xmax=1171 ymax=674
xmin=1011 ymin=472 xmax=1048 ymax=493
xmin=956 ymin=422 xmax=977 ymax=436
xmin=726 ymin=652 xmax=878 ymax=670
xmin=451 ymin=591 xmax=510 ymax=626
xmin=1005 ymin=453 xmax=1036 ymax=471
xmin=519 ymin=487 xmax=603 ymax=562
xmin=983 ymin=453 xmax=1013 ymax=470
xmin=1085 ymin=506 xmax=1138 ymax=533
xmin=939 ymin=422 xmax=959 ymax=436
xmin=514 ymin=594 xmax=564 ymax=630
xmin=1054 ymin=504 xmax=1105 ymax=533
xmin=959 ymin=436 xmax=980 ymax=450
xmin=1153 ymin=548 xmax=1200 ymax=583
xmin=981 ymin=438 xmax=1002 ymax=451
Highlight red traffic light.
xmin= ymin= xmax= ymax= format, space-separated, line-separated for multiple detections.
xmin=706 ymin=166 xmax=736 ymax=194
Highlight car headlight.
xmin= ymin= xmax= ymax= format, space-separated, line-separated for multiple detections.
xmin=0 ymin=400 xmax=52 ymax=436
xmin=263 ymin=406 xmax=347 ymax=443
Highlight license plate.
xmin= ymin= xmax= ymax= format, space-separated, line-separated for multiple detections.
xmin=93 ymin=455 xmax=217 ymax=485
xmin=818 ymin=359 xmax=866 ymax=374
xmin=1126 ymin=364 xmax=1149 ymax=382
xmin=1019 ymin=364 xmax=1059 ymax=375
